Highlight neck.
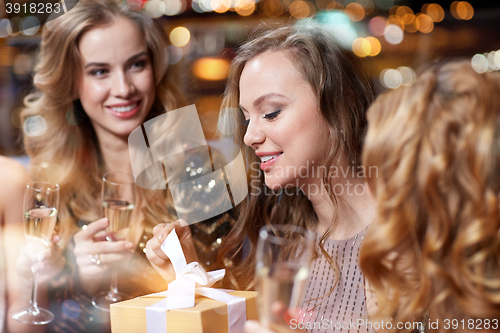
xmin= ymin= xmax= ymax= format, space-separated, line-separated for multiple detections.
xmin=305 ymin=175 xmax=375 ymax=240
xmin=94 ymin=128 xmax=133 ymax=174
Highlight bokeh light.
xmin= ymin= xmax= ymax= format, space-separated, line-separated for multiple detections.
xmin=262 ymin=0 xmax=284 ymax=17
xmin=494 ymin=51 xmax=500 ymax=69
xmin=487 ymin=52 xmax=498 ymax=71
xmin=289 ymin=1 xmax=312 ymax=19
xmin=368 ymin=16 xmax=386 ymax=36
xmin=386 ymin=15 xmax=404 ymax=30
xmin=380 ymin=69 xmax=403 ymax=89
xmin=20 ymin=16 xmax=40 ymax=36
xmin=235 ymin=0 xmax=255 ymax=16
xmin=416 ymin=14 xmax=433 ymax=33
xmin=170 ymin=27 xmax=191 ymax=47
xmin=398 ymin=66 xmax=416 ymax=86
xmin=352 ymin=38 xmax=371 ymax=57
xmin=451 ymin=1 xmax=474 ymax=20
xmin=0 ymin=19 xmax=10 ymax=38
xmin=384 ymin=24 xmax=404 ymax=45
xmin=425 ymin=4 xmax=445 ymax=22
xmin=366 ymin=37 xmax=381 ymax=56
xmin=13 ymin=54 xmax=33 ymax=76
xmin=164 ymin=0 xmax=185 ymax=15
xmin=395 ymin=5 xmax=412 ymax=19
xmin=345 ymin=3 xmax=364 ymax=21
xmin=24 ymin=116 xmax=47 ymax=137
xmin=212 ymin=0 xmax=231 ymax=13
xmin=192 ymin=57 xmax=230 ymax=81
xmin=144 ymin=0 xmax=166 ymax=18
xmin=167 ymin=45 xmax=183 ymax=64
xmin=471 ymin=54 xmax=488 ymax=74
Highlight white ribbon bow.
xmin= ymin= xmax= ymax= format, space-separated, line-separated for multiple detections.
xmin=144 ymin=230 xmax=246 ymax=333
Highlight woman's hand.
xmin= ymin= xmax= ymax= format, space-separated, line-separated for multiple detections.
xmin=16 ymin=232 xmax=66 ymax=285
xmin=73 ymin=217 xmax=134 ymax=294
xmin=145 ymin=219 xmax=198 ymax=283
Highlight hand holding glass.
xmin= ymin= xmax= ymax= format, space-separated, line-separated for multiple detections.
xmin=11 ymin=182 xmax=59 ymax=325
xmin=92 ymin=172 xmax=135 ymax=311
xmin=256 ymin=225 xmax=314 ymax=332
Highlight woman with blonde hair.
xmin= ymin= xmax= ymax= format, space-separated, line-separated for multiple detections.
xmin=360 ymin=61 xmax=500 ymax=332
xmin=14 ymin=0 xmax=195 ymax=331
xmin=147 ymin=22 xmax=377 ymax=333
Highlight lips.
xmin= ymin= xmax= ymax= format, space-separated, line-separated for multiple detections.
xmin=106 ymin=101 xmax=141 ymax=119
xmin=258 ymin=152 xmax=283 ymax=171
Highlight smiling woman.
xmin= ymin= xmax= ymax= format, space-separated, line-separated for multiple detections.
xmin=17 ymin=0 xmax=188 ymax=332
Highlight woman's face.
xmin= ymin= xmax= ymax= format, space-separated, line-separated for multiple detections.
xmin=240 ymin=51 xmax=330 ymax=190
xmin=77 ymin=17 xmax=155 ymax=139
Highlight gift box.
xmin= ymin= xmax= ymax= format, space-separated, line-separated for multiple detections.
xmin=110 ymin=290 xmax=258 ymax=333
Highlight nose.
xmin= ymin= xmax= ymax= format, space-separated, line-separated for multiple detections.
xmin=112 ymin=71 xmax=134 ymax=98
xmin=243 ymin=118 xmax=265 ymax=149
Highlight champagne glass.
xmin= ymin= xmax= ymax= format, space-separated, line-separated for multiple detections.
xmin=11 ymin=181 xmax=60 ymax=325
xmin=256 ymin=225 xmax=314 ymax=332
xmin=92 ymin=172 xmax=136 ymax=311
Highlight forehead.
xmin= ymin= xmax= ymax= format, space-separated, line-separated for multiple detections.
xmin=239 ymin=51 xmax=311 ymax=104
xmin=78 ymin=17 xmax=147 ymax=62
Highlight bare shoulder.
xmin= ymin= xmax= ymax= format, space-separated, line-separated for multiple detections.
xmin=0 ymin=156 xmax=29 ymax=224
xmin=0 ymin=156 xmax=29 ymax=188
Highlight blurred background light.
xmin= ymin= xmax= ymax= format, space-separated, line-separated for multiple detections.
xmin=384 ymin=24 xmax=403 ymax=45
xmin=451 ymin=1 xmax=474 ymax=20
xmin=425 ymin=4 xmax=445 ymax=22
xmin=398 ymin=66 xmax=416 ymax=86
xmin=192 ymin=57 xmax=230 ymax=81
xmin=471 ymin=54 xmax=488 ymax=74
xmin=20 ymin=16 xmax=40 ymax=36
xmin=381 ymin=68 xmax=403 ymax=89
xmin=144 ymin=0 xmax=166 ymax=17
xmin=0 ymin=19 xmax=10 ymax=38
xmin=170 ymin=27 xmax=191 ymax=47
xmin=368 ymin=16 xmax=386 ymax=36
xmin=23 ymin=116 xmax=47 ymax=137
xmin=315 ymin=11 xmax=359 ymax=49
xmin=345 ymin=3 xmax=365 ymax=22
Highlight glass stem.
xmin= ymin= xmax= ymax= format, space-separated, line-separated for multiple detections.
xmin=30 ymin=272 xmax=40 ymax=314
xmin=109 ymin=267 xmax=118 ymax=297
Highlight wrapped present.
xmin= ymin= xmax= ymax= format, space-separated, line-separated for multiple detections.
xmin=110 ymin=290 xmax=257 ymax=333
xmin=110 ymin=230 xmax=258 ymax=333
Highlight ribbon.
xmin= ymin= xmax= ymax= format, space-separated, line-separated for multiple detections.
xmin=144 ymin=230 xmax=247 ymax=333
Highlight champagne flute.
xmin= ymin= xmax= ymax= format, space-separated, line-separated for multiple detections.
xmin=256 ymin=225 xmax=314 ymax=332
xmin=92 ymin=172 xmax=136 ymax=312
xmin=11 ymin=181 xmax=59 ymax=325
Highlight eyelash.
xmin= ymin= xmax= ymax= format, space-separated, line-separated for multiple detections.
xmin=88 ymin=60 xmax=146 ymax=77
xmin=264 ymin=109 xmax=282 ymax=120
xmin=244 ymin=109 xmax=282 ymax=126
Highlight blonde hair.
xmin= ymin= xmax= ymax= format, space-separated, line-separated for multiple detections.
xmin=22 ymin=0 xmax=184 ymax=245
xmin=217 ymin=22 xmax=375 ymax=290
xmin=360 ymin=61 xmax=500 ymax=330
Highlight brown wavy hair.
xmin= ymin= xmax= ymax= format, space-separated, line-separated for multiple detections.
xmin=217 ymin=21 xmax=375 ymax=290
xmin=21 ymin=0 xmax=184 ymax=246
xmin=360 ymin=61 xmax=500 ymax=331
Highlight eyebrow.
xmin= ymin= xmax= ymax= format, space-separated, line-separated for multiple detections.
xmin=239 ymin=93 xmax=289 ymax=112
xmin=84 ymin=51 xmax=148 ymax=69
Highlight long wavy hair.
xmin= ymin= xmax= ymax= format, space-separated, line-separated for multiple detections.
xmin=22 ymin=0 xmax=184 ymax=246
xmin=217 ymin=22 xmax=375 ymax=290
xmin=360 ymin=61 xmax=500 ymax=330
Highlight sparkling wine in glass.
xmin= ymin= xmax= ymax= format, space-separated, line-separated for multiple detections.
xmin=92 ymin=172 xmax=135 ymax=312
xmin=256 ymin=225 xmax=314 ymax=332
xmin=11 ymin=182 xmax=59 ymax=325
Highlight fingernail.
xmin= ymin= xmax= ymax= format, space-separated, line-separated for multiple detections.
xmin=158 ymin=233 xmax=166 ymax=241
xmin=125 ymin=242 xmax=134 ymax=249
